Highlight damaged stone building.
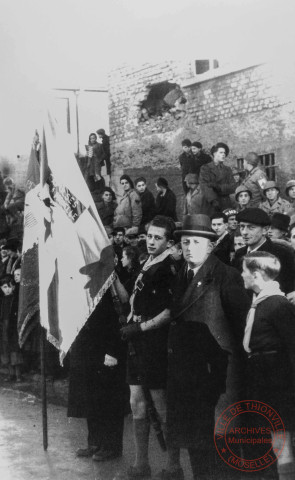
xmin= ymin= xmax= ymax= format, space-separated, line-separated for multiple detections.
xmin=108 ymin=59 xmax=295 ymax=216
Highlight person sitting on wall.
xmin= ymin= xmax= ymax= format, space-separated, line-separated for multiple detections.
xmin=96 ymin=129 xmax=111 ymax=176
xmin=235 ymin=185 xmax=253 ymax=211
xmin=155 ymin=177 xmax=178 ymax=221
xmin=135 ymin=177 xmax=156 ymax=227
xmin=190 ymin=141 xmax=212 ymax=178
xmin=179 ymin=139 xmax=193 ymax=194
xmin=84 ymin=133 xmax=106 ymax=192
xmin=241 ymin=152 xmax=267 ymax=207
xmin=198 ymin=142 xmax=236 ymax=213
xmin=259 ymin=181 xmax=290 ymax=217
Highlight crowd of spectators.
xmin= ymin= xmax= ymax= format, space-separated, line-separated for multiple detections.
xmin=2 ymin=128 xmax=295 ymax=478
xmin=68 ymin=131 xmax=295 ymax=480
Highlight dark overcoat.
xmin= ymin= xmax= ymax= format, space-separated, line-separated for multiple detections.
xmin=167 ymin=255 xmax=250 ymax=448
xmin=155 ymin=188 xmax=178 ymax=221
xmin=246 ymin=295 xmax=295 ymax=429
xmin=67 ymin=290 xmax=126 ymax=420
xmin=199 ymin=162 xmax=236 ymax=212
xmin=212 ymin=232 xmax=233 ymax=266
xmin=139 ymin=188 xmax=156 ymax=225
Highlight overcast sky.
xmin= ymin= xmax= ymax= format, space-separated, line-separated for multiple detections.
xmin=1 ymin=0 xmax=295 ymax=156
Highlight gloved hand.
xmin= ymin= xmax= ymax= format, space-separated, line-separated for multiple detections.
xmin=120 ymin=323 xmax=141 ymax=341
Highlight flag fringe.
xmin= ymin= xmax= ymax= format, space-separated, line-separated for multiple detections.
xmin=18 ymin=305 xmax=40 ymax=348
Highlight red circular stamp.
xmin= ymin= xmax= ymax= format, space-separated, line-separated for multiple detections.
xmin=214 ymin=400 xmax=286 ymax=473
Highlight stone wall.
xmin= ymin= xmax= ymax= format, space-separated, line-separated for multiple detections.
xmin=108 ymin=60 xmax=295 ymax=214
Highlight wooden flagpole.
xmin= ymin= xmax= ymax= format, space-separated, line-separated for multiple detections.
xmin=40 ymin=326 xmax=48 ymax=450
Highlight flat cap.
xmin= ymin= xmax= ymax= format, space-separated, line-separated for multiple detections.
xmin=236 ymin=208 xmax=271 ymax=226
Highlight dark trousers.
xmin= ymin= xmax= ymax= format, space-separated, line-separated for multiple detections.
xmin=87 ymin=415 xmax=124 ymax=454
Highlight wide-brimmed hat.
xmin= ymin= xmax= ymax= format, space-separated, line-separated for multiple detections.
xmin=263 ymin=181 xmax=280 ymax=195
xmin=174 ymin=214 xmax=217 ymax=240
xmin=285 ymin=180 xmax=295 ymax=196
xmin=236 ymin=208 xmax=271 ymax=226
xmin=270 ymin=213 xmax=290 ymax=232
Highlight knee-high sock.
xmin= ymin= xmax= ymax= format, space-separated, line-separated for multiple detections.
xmin=133 ymin=418 xmax=150 ymax=467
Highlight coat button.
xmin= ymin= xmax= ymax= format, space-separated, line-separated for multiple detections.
xmin=168 ymin=348 xmax=173 ymax=354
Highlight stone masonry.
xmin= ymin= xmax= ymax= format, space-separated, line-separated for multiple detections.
xmin=108 ymin=60 xmax=295 ymax=217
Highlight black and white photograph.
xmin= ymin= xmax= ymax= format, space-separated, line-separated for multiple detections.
xmin=1 ymin=1 xmax=295 ymax=479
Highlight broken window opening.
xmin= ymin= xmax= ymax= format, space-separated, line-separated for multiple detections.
xmin=138 ymin=81 xmax=187 ymax=122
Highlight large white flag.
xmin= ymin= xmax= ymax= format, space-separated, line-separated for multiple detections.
xmin=18 ymin=112 xmax=114 ymax=357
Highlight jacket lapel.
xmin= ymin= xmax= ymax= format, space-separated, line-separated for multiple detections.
xmin=173 ymin=255 xmax=217 ymax=320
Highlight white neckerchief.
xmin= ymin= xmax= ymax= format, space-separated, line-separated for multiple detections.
xmin=243 ymin=281 xmax=285 ymax=353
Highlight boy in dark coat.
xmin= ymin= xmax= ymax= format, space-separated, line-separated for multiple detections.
xmin=178 ymin=139 xmax=193 ymax=194
xmin=135 ymin=177 xmax=156 ymax=226
xmin=242 ymin=251 xmax=295 ymax=480
xmin=120 ymin=216 xmax=179 ymax=479
xmin=155 ymin=178 xmax=178 ymax=221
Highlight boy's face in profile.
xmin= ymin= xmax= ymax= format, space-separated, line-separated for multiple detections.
xmin=1 ymin=282 xmax=14 ymax=296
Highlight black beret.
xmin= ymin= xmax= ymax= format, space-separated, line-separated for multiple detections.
xmin=236 ymin=208 xmax=271 ymax=226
